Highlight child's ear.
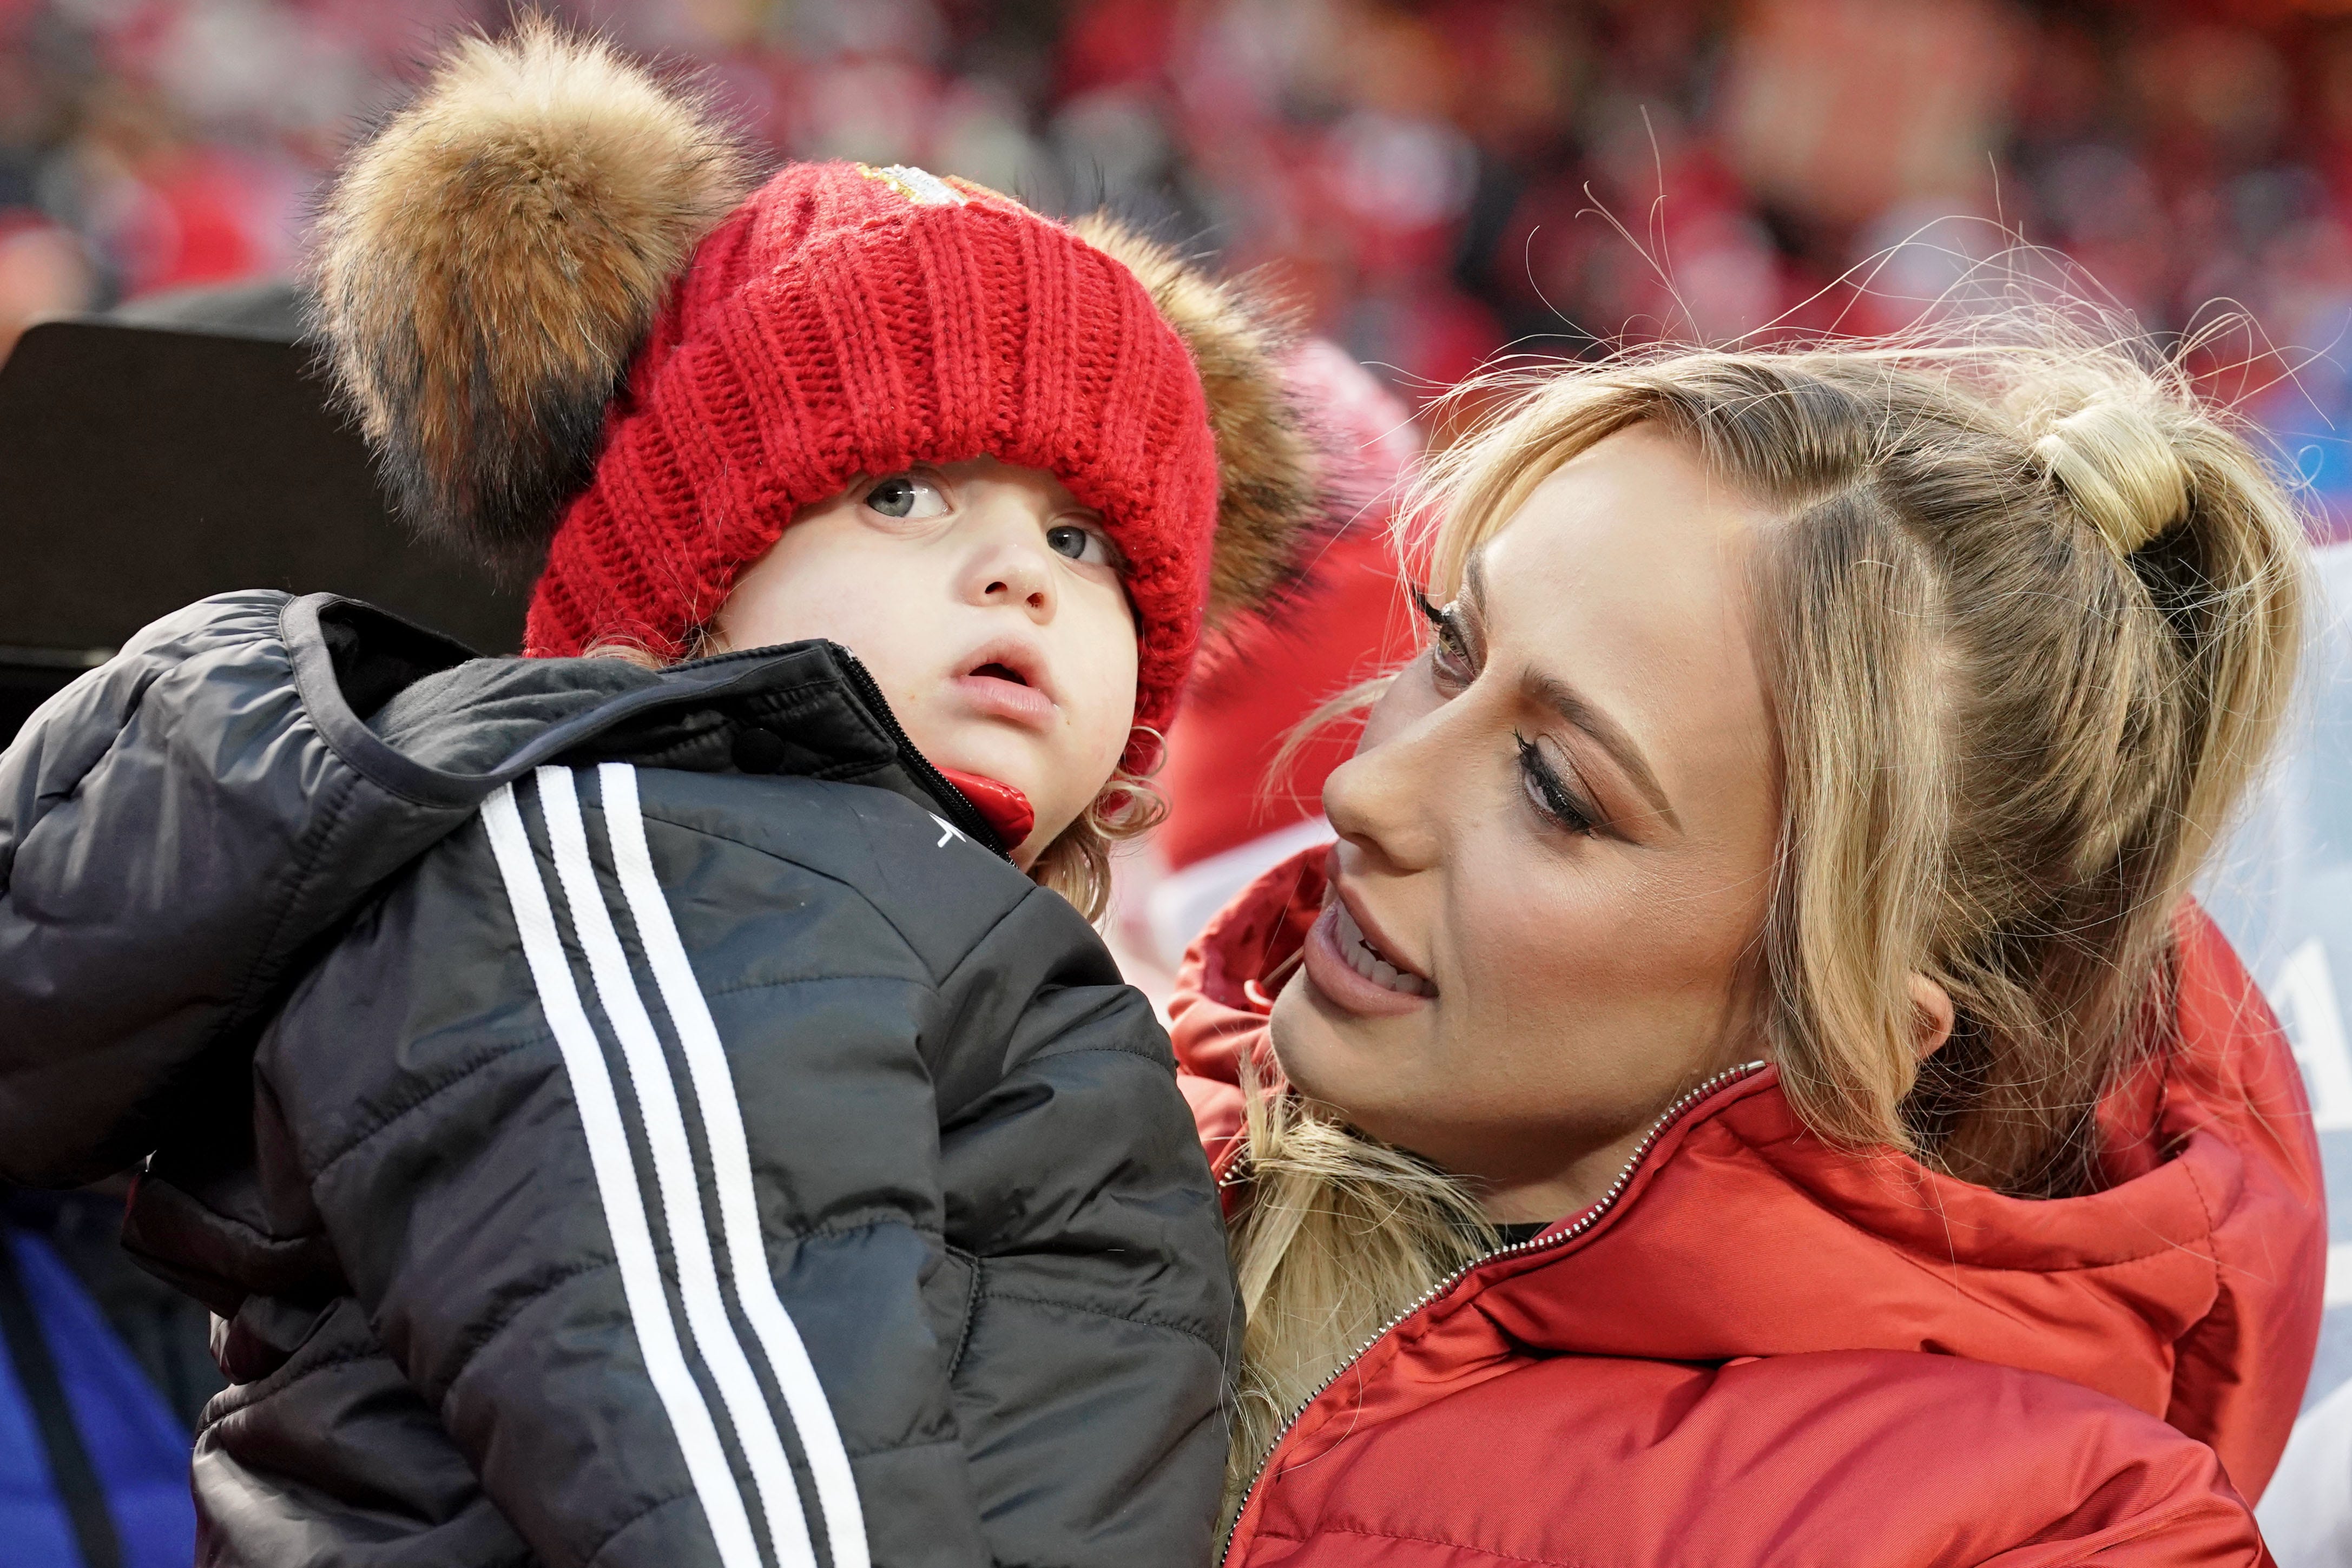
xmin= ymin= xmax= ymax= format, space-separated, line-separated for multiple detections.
xmin=1026 ymin=771 xmax=1169 ymax=924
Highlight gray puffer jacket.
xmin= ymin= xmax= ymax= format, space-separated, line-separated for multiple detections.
xmin=0 ymin=591 xmax=1237 ymax=1568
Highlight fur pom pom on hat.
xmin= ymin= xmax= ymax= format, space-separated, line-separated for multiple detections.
xmin=314 ymin=21 xmax=754 ymax=567
xmin=314 ymin=19 xmax=1320 ymax=757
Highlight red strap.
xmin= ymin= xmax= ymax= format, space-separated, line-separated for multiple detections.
xmin=938 ymin=768 xmax=1035 ymax=847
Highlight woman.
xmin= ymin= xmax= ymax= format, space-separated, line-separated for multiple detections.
xmin=1174 ymin=330 xmax=2329 ymax=1563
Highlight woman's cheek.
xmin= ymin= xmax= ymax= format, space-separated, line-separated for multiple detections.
xmin=1440 ymin=844 xmax=1629 ymax=1076
xmin=1447 ymin=818 xmax=1556 ymax=963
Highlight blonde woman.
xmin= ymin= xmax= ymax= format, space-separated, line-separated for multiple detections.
xmin=1174 ymin=328 xmax=2328 ymax=1563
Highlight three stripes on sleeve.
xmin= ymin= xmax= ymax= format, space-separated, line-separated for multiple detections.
xmin=482 ymin=762 xmax=868 ymax=1568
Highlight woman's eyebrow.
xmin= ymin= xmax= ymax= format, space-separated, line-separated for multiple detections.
xmin=1523 ymin=673 xmax=1682 ymax=834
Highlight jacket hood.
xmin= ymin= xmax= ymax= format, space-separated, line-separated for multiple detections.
xmin=1170 ymin=848 xmax=2328 ymax=1500
xmin=0 ymin=590 xmax=998 ymax=1187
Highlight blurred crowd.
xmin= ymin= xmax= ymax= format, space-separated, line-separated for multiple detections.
xmin=8 ymin=0 xmax=2352 ymax=521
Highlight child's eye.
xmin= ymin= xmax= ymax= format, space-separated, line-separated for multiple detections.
xmin=866 ymin=475 xmax=949 ymax=519
xmin=1046 ymin=522 xmax=1114 ymax=565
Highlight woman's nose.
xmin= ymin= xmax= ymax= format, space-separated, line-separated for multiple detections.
xmin=1322 ymin=714 xmax=1447 ymax=875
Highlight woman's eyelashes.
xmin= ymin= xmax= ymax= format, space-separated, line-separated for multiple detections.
xmin=1415 ymin=590 xmax=1598 ymax=835
xmin=1513 ymin=730 xmax=1600 ymax=836
xmin=1416 ymin=589 xmax=1477 ymax=687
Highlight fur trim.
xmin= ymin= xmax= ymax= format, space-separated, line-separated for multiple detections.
xmin=1071 ymin=214 xmax=1322 ymax=630
xmin=312 ymin=18 xmax=751 ymax=570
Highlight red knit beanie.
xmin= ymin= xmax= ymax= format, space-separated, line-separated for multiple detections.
xmin=313 ymin=24 xmax=1325 ymax=767
xmin=530 ymin=163 xmax=1218 ymax=748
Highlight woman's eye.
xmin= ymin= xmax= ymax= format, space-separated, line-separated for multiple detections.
xmin=1417 ymin=590 xmax=1475 ymax=688
xmin=865 ymin=475 xmax=949 ymax=520
xmin=1046 ymin=522 xmax=1112 ymax=564
xmin=1514 ymin=732 xmax=1598 ymax=837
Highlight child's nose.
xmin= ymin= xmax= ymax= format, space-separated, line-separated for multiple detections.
xmin=980 ymin=563 xmax=1052 ymax=615
xmin=967 ymin=509 xmax=1058 ymax=618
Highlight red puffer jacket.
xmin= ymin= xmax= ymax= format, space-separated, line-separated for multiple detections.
xmin=1175 ymin=851 xmax=2329 ymax=1568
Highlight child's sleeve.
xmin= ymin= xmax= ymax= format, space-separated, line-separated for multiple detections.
xmin=926 ymin=887 xmax=1240 ymax=1568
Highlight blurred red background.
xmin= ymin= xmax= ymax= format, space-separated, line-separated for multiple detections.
xmin=9 ymin=0 xmax=2352 ymax=522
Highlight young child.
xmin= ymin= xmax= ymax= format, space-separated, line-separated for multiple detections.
xmin=0 ymin=23 xmax=1322 ymax=1568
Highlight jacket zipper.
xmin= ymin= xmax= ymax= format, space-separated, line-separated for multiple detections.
xmin=831 ymin=648 xmax=1007 ymax=859
xmin=1217 ymin=1058 xmax=1768 ymax=1565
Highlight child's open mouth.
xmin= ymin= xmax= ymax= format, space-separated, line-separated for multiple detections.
xmin=954 ymin=644 xmax=1057 ymax=729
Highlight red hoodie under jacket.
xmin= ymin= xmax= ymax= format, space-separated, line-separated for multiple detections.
xmin=1174 ymin=851 xmax=2328 ymax=1568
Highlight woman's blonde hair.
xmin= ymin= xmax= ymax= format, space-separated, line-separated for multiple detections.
xmin=1225 ymin=313 xmax=2309 ymax=1509
xmin=581 ymin=634 xmax=1161 ymax=921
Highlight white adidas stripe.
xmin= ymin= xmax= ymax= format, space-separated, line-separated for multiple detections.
xmin=480 ymin=783 xmax=766 ymax=1568
xmin=534 ymin=767 xmax=819 ymax=1568
xmin=599 ymin=762 xmax=871 ymax=1568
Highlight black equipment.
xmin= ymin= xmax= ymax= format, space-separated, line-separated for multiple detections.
xmin=0 ymin=307 xmax=526 ymax=745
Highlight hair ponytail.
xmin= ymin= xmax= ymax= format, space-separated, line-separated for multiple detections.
xmin=2025 ymin=390 xmax=2191 ymax=556
xmin=2112 ymin=409 xmax=2304 ymax=880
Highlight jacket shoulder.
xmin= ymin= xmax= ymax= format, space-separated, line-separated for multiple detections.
xmin=0 ymin=592 xmax=484 ymax=1184
xmin=619 ymin=763 xmax=1055 ymax=982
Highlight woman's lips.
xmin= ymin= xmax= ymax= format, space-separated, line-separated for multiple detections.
xmin=1301 ymin=900 xmax=1436 ymax=1018
xmin=952 ymin=672 xmax=1057 ymax=729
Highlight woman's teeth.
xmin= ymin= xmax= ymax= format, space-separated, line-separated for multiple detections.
xmin=1333 ymin=900 xmax=1433 ymax=997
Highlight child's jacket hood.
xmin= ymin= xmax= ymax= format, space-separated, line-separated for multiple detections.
xmin=1175 ymin=848 xmax=2328 ymax=1565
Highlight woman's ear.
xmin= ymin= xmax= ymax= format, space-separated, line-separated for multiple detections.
xmin=1908 ymin=974 xmax=1956 ymax=1062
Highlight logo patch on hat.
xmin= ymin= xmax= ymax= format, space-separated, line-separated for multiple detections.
xmin=859 ymin=164 xmax=968 ymax=207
